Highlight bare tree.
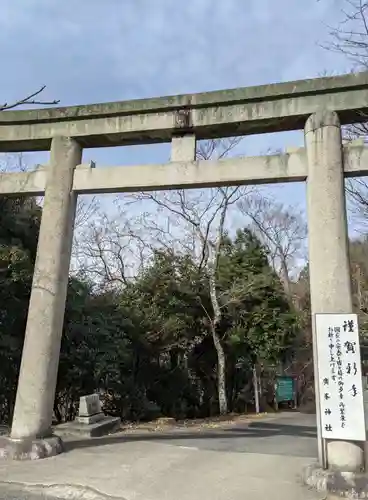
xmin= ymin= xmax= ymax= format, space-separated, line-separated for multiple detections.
xmin=122 ymin=137 xmax=251 ymax=414
xmin=239 ymin=194 xmax=307 ymax=297
xmin=0 ymin=153 xmax=30 ymax=172
xmin=323 ymin=0 xmax=368 ymax=226
xmin=74 ymin=196 xmax=100 ymax=230
xmin=134 ymin=183 xmax=248 ymax=414
xmin=73 ymin=202 xmax=156 ymax=288
xmin=76 ymin=137 xmax=250 ymax=413
xmin=196 ymin=137 xmax=242 ymax=161
xmin=346 ymin=179 xmax=368 ymax=231
xmin=323 ymin=0 xmax=368 ymax=66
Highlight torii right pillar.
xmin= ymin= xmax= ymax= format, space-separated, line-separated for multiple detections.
xmin=305 ymin=110 xmax=365 ymax=472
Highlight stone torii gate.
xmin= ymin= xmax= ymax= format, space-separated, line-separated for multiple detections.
xmin=0 ymin=72 xmax=368 ymax=476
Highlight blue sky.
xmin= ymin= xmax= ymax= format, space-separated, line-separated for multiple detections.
xmin=0 ymin=0 xmax=353 ymax=211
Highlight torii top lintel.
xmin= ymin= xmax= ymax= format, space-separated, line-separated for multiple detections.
xmin=1 ymin=72 xmax=368 ymax=152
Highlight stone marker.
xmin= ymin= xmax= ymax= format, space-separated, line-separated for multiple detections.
xmin=77 ymin=394 xmax=105 ymax=425
xmin=55 ymin=394 xmax=121 ymax=439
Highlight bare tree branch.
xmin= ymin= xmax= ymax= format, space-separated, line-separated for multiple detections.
xmin=322 ymin=0 xmax=368 ymax=68
xmin=322 ymin=0 xmax=368 ymax=230
xmin=0 ymin=86 xmax=59 ymax=111
xmin=239 ymin=194 xmax=307 ymax=297
xmin=74 ymin=198 xmax=159 ymax=289
xmin=196 ymin=137 xmax=243 ymax=161
xmin=346 ymin=178 xmax=368 ymax=231
xmin=121 ymin=138 xmax=250 ymax=414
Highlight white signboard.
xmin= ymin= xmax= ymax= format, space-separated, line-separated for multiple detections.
xmin=315 ymin=313 xmax=366 ymax=441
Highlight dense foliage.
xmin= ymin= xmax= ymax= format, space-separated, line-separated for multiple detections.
xmin=0 ymin=198 xmax=300 ymax=425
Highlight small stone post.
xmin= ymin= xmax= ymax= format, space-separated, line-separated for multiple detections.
xmin=305 ymin=110 xmax=365 ymax=472
xmin=9 ymin=136 xmax=81 ymax=458
xmin=171 ymin=134 xmax=196 ymax=162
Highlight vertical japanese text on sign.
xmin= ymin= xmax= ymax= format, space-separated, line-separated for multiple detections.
xmin=315 ymin=314 xmax=365 ymax=441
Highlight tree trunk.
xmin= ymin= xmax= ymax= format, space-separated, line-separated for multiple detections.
xmin=196 ymin=189 xmax=236 ymax=417
xmin=279 ymin=253 xmax=292 ymax=298
xmin=211 ymin=325 xmax=228 ymax=415
xmin=253 ymin=365 xmax=260 ymax=414
xmin=208 ymin=265 xmax=228 ymax=415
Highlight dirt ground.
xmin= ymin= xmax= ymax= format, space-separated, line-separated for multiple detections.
xmin=120 ymin=412 xmax=270 ymax=433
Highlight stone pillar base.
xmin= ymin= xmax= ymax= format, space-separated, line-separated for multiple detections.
xmin=303 ymin=463 xmax=368 ymax=498
xmin=0 ymin=434 xmax=63 ymax=460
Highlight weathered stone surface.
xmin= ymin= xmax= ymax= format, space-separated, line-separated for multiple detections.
xmin=305 ymin=111 xmax=352 ymax=315
xmin=1 ymin=72 xmax=368 ymax=151
xmin=55 ymin=416 xmax=121 ymax=438
xmin=0 ymin=435 xmax=63 ymax=460
xmin=327 ymin=441 xmax=365 ymax=473
xmin=78 ymin=394 xmax=101 ymax=417
xmin=72 ymin=152 xmax=309 ymax=194
xmin=10 ymin=137 xmax=81 ymax=444
xmin=305 ymin=110 xmax=364 ymax=473
xmin=76 ymin=413 xmax=105 ymax=425
xmin=170 ymin=134 xmax=196 ymax=162
xmin=55 ymin=394 xmax=120 ymax=438
xmin=1 ymin=72 xmax=367 ymax=123
xmin=303 ymin=462 xmax=368 ymax=498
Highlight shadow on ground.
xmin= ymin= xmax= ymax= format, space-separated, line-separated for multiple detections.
xmin=63 ymin=420 xmax=317 ymax=453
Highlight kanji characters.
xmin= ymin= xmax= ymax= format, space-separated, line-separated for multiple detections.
xmin=344 ymin=341 xmax=356 ymax=355
xmin=346 ymin=362 xmax=357 ymax=376
xmin=349 ymin=384 xmax=358 ymax=397
xmin=343 ymin=320 xmax=355 ymax=333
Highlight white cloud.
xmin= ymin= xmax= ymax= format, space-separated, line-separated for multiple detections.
xmin=0 ymin=0 xmax=354 ymax=210
xmin=0 ymin=0 xmax=348 ymax=105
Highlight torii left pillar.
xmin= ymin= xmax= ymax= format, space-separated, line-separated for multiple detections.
xmin=0 ymin=136 xmax=81 ymax=460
